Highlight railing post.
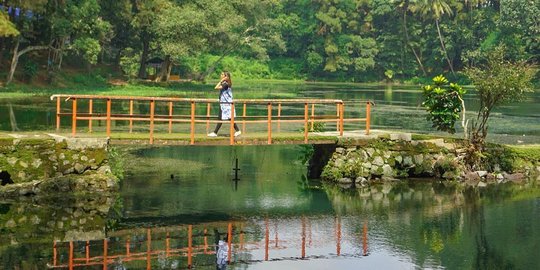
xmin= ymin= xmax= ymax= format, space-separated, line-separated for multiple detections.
xmin=86 ymin=240 xmax=90 ymax=263
xmin=301 ymin=216 xmax=306 ymax=259
xmin=265 ymin=219 xmax=269 ymax=261
xmin=168 ymin=101 xmax=173 ymax=133
xmin=103 ymin=238 xmax=108 ymax=270
xmin=310 ymin=103 xmax=315 ymax=131
xmin=69 ymin=241 xmax=74 ymax=270
xmin=53 ymin=241 xmax=57 ymax=266
xmin=88 ymin=99 xmax=93 ymax=132
xmin=277 ymin=103 xmax=281 ymax=132
xmin=204 ymin=228 xmax=208 ymax=254
xmin=129 ymin=100 xmax=133 ymax=133
xmin=188 ymin=225 xmax=193 ymax=268
xmin=304 ymin=103 xmax=309 ymax=143
xmin=339 ymin=102 xmax=344 ymax=136
xmin=71 ymin=98 xmax=77 ymax=137
xmin=230 ymin=102 xmax=235 ymax=145
xmin=146 ymin=229 xmax=151 ymax=270
xmin=267 ymin=103 xmax=272 ymax=144
xmin=206 ymin=102 xmax=211 ymax=133
xmin=166 ymin=232 xmax=170 ymax=258
xmin=56 ymin=97 xmax=61 ymax=131
xmin=336 ymin=216 xmax=341 ymax=256
xmin=126 ymin=237 xmax=131 ymax=257
xmin=190 ymin=101 xmax=195 ymax=145
xmin=242 ymin=102 xmax=247 ymax=135
xmin=363 ymin=221 xmax=368 ymax=256
xmin=227 ymin=223 xmax=233 ymax=264
xmin=106 ymin=98 xmax=111 ymax=137
xmin=336 ymin=103 xmax=340 ymax=132
xmin=149 ymin=99 xmax=155 ymax=144
xmin=366 ymin=101 xmax=371 ymax=135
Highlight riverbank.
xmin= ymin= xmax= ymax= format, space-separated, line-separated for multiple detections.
xmin=321 ymin=135 xmax=540 ymax=187
xmin=0 ymin=134 xmax=120 ymax=199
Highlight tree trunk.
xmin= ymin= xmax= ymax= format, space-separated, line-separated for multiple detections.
xmin=6 ymin=38 xmax=20 ymax=85
xmin=137 ymin=37 xmax=149 ymax=79
xmin=6 ymin=39 xmax=52 ymax=85
xmin=157 ymin=55 xmax=172 ymax=82
xmin=403 ymin=7 xmax=427 ymax=76
xmin=435 ymin=19 xmax=455 ymax=75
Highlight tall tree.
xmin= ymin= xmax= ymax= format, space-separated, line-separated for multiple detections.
xmin=411 ymin=0 xmax=456 ymax=75
xmin=398 ymin=0 xmax=427 ymax=76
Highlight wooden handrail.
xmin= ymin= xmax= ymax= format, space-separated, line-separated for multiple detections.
xmin=52 ymin=95 xmax=373 ymax=145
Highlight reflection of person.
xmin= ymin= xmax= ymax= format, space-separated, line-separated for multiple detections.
xmin=216 ymin=236 xmax=229 ymax=270
xmin=208 ymin=71 xmax=241 ymax=137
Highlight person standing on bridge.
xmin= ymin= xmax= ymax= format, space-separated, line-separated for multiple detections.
xmin=208 ymin=71 xmax=241 ymax=137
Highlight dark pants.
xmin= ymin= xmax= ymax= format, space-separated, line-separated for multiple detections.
xmin=214 ymin=108 xmax=239 ymax=134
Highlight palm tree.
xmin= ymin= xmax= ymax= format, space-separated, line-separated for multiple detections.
xmin=411 ymin=0 xmax=456 ymax=75
xmin=398 ymin=0 xmax=427 ymax=76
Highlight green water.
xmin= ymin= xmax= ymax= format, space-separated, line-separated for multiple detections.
xmin=1 ymin=82 xmax=539 ymax=144
xmin=1 ymin=145 xmax=539 ymax=269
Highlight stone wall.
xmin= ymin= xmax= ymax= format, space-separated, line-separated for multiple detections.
xmin=0 ymin=136 xmax=118 ymax=198
xmin=322 ymin=138 xmax=540 ymax=186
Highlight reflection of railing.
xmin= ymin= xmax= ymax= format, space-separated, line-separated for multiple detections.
xmin=50 ymin=95 xmax=373 ymax=145
xmin=48 ymin=218 xmax=369 ymax=269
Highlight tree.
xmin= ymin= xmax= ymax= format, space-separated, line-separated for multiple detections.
xmin=411 ymin=0 xmax=456 ymax=75
xmin=464 ymin=46 xmax=537 ymax=163
xmin=422 ymin=74 xmax=467 ymax=135
xmin=0 ymin=11 xmax=19 ymax=37
xmin=396 ymin=0 xmax=427 ymax=76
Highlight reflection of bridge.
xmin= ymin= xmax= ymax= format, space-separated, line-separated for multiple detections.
xmin=48 ymin=218 xmax=369 ymax=269
xmin=50 ymin=95 xmax=373 ymax=145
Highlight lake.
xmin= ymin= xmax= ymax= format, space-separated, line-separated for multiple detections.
xmin=1 ymin=82 xmax=539 ymax=269
xmin=1 ymin=145 xmax=539 ymax=269
xmin=0 ymin=82 xmax=539 ymax=144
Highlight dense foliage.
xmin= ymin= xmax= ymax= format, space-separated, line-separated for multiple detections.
xmin=0 ymin=0 xmax=538 ymax=84
xmin=422 ymin=75 xmax=466 ymax=134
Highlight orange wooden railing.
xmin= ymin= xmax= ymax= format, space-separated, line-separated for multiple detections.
xmin=51 ymin=95 xmax=373 ymax=145
xmin=49 ymin=220 xmax=369 ymax=269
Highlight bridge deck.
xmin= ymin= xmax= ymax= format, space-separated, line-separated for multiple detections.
xmin=0 ymin=130 xmax=386 ymax=146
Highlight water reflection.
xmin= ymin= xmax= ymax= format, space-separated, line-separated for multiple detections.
xmin=1 ymin=145 xmax=539 ymax=269
xmin=48 ymin=217 xmax=370 ymax=269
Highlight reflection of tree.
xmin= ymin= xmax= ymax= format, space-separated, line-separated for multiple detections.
xmin=463 ymin=189 xmax=515 ymax=270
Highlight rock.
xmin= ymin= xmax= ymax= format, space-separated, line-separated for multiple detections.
xmin=19 ymin=161 xmax=28 ymax=168
xmin=59 ymin=153 xmax=65 ymax=160
xmin=395 ymin=155 xmax=403 ymax=164
xmin=80 ymin=155 xmax=88 ymax=161
xmin=390 ymin=133 xmax=412 ymax=141
xmin=382 ymin=164 xmax=393 ymax=176
xmin=32 ymin=158 xmax=42 ymax=168
xmin=478 ymin=181 xmax=487 ymax=187
xmin=7 ymin=157 xmax=17 ymax=165
xmin=362 ymin=162 xmax=372 ymax=169
xmin=18 ymin=171 xmax=26 ymax=181
xmin=383 ymin=151 xmax=391 ymax=159
xmin=31 ymin=215 xmax=40 ymax=225
xmin=72 ymin=154 xmax=79 ymax=160
xmin=403 ymin=156 xmax=413 ymax=166
xmin=372 ymin=156 xmax=384 ymax=166
xmin=366 ymin=148 xmax=375 ymax=157
xmin=414 ymin=154 xmax=424 ymax=165
xmin=338 ymin=178 xmax=353 ymax=184
xmin=63 ymin=168 xmax=75 ymax=175
xmin=336 ymin=147 xmax=345 ymax=154
xmin=476 ymin=171 xmax=488 ymax=178
xmin=505 ymin=173 xmax=525 ymax=183
xmin=5 ymin=219 xmax=16 ymax=228
xmin=74 ymin=163 xmax=86 ymax=174
xmin=356 ymin=177 xmax=367 ymax=186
